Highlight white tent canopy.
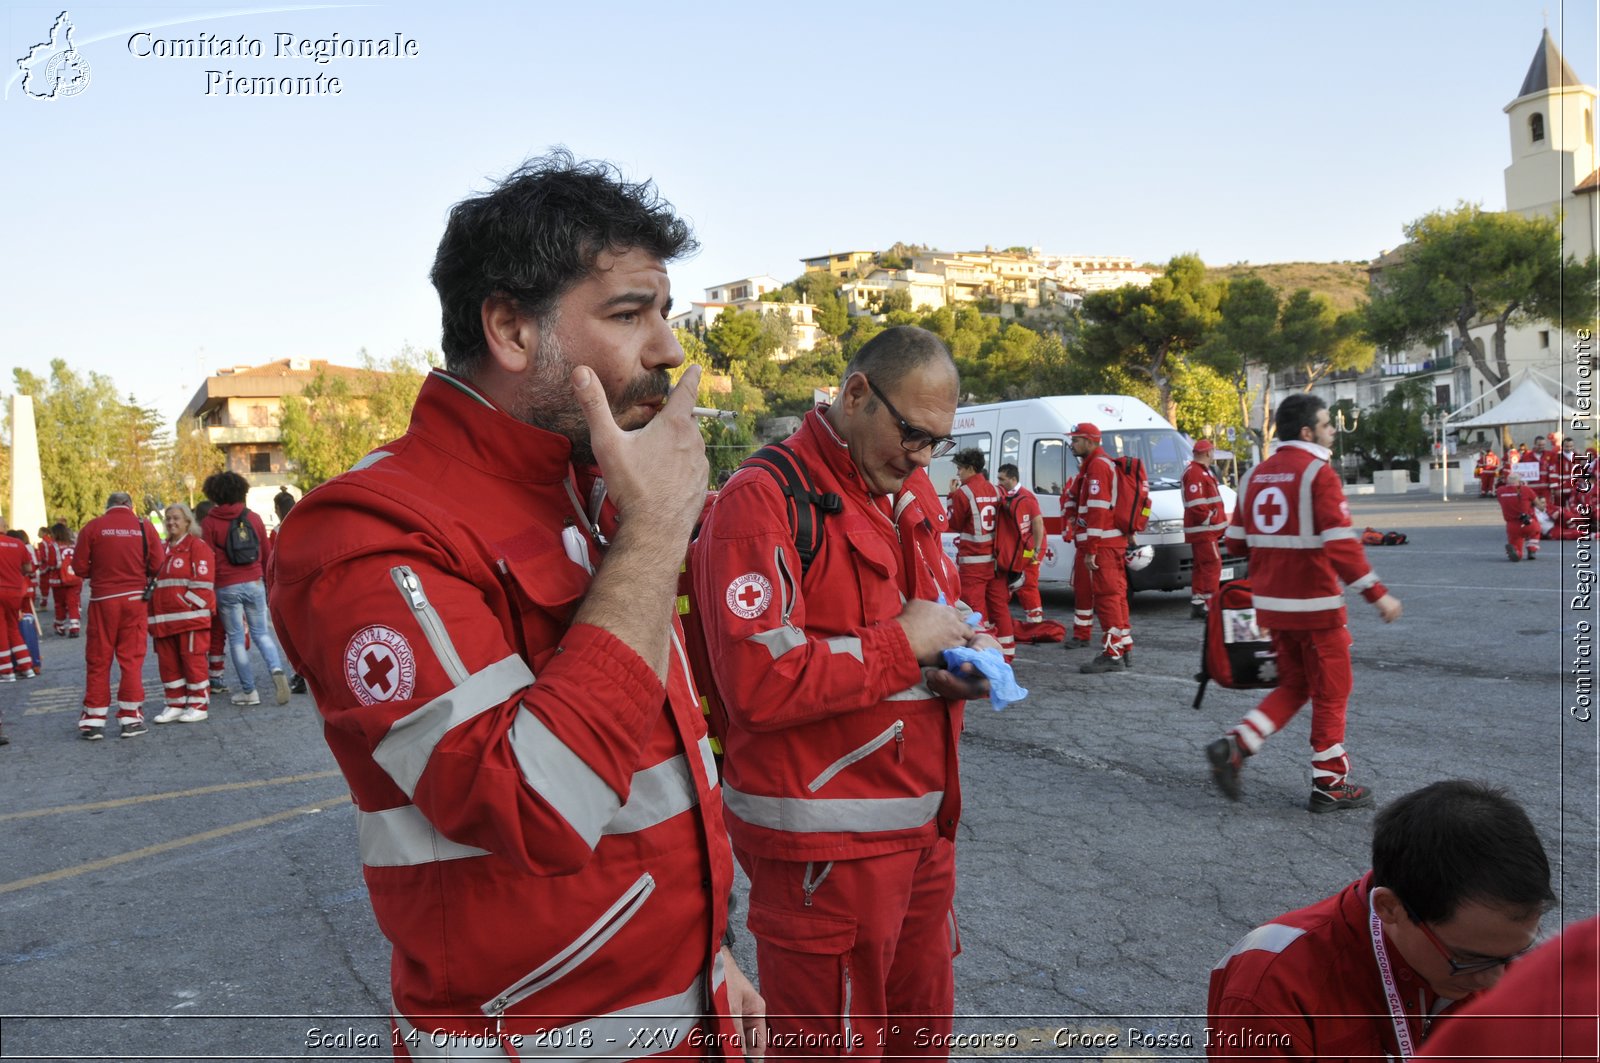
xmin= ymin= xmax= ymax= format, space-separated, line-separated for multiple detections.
xmin=1448 ymin=375 xmax=1580 ymax=430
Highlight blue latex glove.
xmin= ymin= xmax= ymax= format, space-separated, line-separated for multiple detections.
xmin=941 ymin=645 xmax=1029 ymax=711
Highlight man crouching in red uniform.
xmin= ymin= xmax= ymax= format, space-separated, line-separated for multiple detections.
xmin=1209 ymin=781 xmax=1553 ymax=1060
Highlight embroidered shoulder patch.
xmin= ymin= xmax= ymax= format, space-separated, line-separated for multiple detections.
xmin=725 ymin=573 xmax=773 ymax=620
xmin=345 ymin=625 xmax=417 ymax=705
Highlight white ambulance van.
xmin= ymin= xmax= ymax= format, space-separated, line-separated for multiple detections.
xmin=931 ymin=395 xmax=1242 ymax=593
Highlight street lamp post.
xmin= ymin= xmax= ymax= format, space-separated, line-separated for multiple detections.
xmin=1333 ymin=407 xmax=1359 ymax=484
xmin=183 ymin=474 xmax=196 ymax=508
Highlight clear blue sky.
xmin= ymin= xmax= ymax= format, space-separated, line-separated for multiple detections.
xmin=3 ymin=0 xmax=1595 ymax=428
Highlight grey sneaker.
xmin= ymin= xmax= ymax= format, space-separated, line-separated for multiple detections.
xmin=1308 ymin=781 xmax=1376 ymax=814
xmin=272 ymin=670 xmax=291 ymax=705
xmin=1206 ymin=736 xmax=1245 ymax=801
xmin=1079 ymin=652 xmax=1127 ymax=674
xmin=230 ymin=690 xmax=261 ymax=706
xmin=119 ymin=721 xmax=149 ymax=739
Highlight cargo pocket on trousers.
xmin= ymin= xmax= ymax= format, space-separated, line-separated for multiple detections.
xmin=748 ymin=898 xmax=859 ymax=1051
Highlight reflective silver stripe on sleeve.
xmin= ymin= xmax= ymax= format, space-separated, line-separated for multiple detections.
xmin=373 ymin=654 xmax=534 ymax=798
xmin=1083 ymin=527 xmax=1122 ymax=538
xmin=1347 ymin=572 xmax=1379 ymax=593
xmin=957 ymin=554 xmax=994 ymax=563
xmin=1082 ymin=499 xmax=1113 ymax=510
xmin=349 ymin=449 xmax=393 ymax=472
xmin=827 ymin=636 xmax=864 ymax=663
xmin=1225 ymin=525 xmax=1246 ymax=540
xmin=1184 ymin=495 xmax=1223 ymax=507
xmin=154 ymin=578 xmax=190 ymax=589
xmin=148 ymin=609 xmax=213 ymax=626
xmin=1252 ymin=593 xmax=1345 ymax=612
xmin=1299 ymin=459 xmax=1325 ymax=541
xmin=1245 ymin=534 xmax=1322 ymax=549
xmin=1211 ymin=923 xmax=1308 ymax=971
xmin=723 ymin=786 xmax=942 ymax=833
xmin=748 ymin=625 xmax=806 ymax=660
xmin=604 ymin=754 xmax=697 ymax=836
xmin=1321 ymin=526 xmax=1358 ymax=542
xmin=357 ymin=804 xmax=491 ymax=867
xmin=507 ymin=711 xmax=622 ymax=849
xmin=697 ymin=734 xmax=717 ymax=787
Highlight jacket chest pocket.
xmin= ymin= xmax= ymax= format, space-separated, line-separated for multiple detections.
xmin=494 ymin=543 xmax=591 ymax=671
xmin=838 ymin=521 xmax=903 ymax=625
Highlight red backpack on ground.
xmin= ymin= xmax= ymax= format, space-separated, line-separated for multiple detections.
xmin=1192 ymin=578 xmax=1278 ymax=709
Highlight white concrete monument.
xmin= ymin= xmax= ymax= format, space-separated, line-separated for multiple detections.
xmin=9 ymin=394 xmax=48 ymax=534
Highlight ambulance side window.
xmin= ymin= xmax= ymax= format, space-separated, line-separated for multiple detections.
xmin=1033 ymin=438 xmax=1076 ymax=496
xmin=999 ymin=430 xmax=1020 ymax=474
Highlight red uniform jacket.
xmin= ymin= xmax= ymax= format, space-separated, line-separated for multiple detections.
xmin=202 ymin=503 xmax=272 ymax=588
xmin=1071 ymin=447 xmax=1127 ymax=551
xmin=52 ymin=542 xmax=80 ymax=587
xmin=948 ymin=472 xmax=1001 ymax=570
xmin=1416 ymin=915 xmax=1598 ymax=1063
xmin=1224 ymin=441 xmax=1386 ymax=630
xmin=1004 ymin=485 xmax=1044 ymax=567
xmin=73 ymin=506 xmax=165 ymax=600
xmin=0 ymin=537 xmax=32 ymax=595
xmin=268 ymin=372 xmax=736 ymax=1051
xmin=1496 ymin=482 xmax=1537 ymax=524
xmin=692 ymin=409 xmax=963 ymax=861
xmin=1474 ymin=451 xmax=1499 ymax=478
xmin=1209 ymin=873 xmax=1473 ymax=1060
xmin=148 ymin=534 xmax=216 ymax=637
xmin=1182 ymin=461 xmax=1227 ymax=542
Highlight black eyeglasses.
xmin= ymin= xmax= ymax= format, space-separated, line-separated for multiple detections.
xmin=865 ymin=377 xmax=957 ymax=458
xmin=1404 ymin=904 xmax=1537 ymax=975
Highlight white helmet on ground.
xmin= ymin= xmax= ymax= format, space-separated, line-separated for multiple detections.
xmin=1125 ymin=545 xmax=1154 ymax=571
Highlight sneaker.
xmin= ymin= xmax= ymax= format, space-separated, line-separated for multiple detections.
xmin=153 ymin=707 xmax=185 ymax=724
xmin=289 ymin=674 xmax=307 ymax=695
xmin=79 ymin=727 xmax=103 ymax=741
xmin=230 ymin=690 xmax=261 ymax=706
xmin=1206 ymin=736 xmax=1245 ymax=801
xmin=210 ymin=677 xmax=229 ymax=694
xmin=177 ymin=708 xmax=209 ymax=723
xmin=1190 ymin=601 xmax=1207 ymax=620
xmin=0 ymin=674 xmax=15 ymax=683
xmin=1121 ymin=649 xmax=1134 ymax=669
xmin=119 ymin=721 xmax=149 ymax=739
xmin=1308 ymin=781 xmax=1376 ymax=814
xmin=272 ymin=670 xmax=291 ymax=705
xmin=1526 ymin=551 xmax=1538 ymax=561
xmin=1064 ymin=638 xmax=1091 ymax=650
xmin=68 ymin=629 xmax=81 ymax=638
xmin=1506 ymin=543 xmax=1520 ymax=562
xmin=1079 ymin=652 xmax=1127 ymax=674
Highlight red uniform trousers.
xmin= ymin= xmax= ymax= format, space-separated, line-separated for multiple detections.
xmin=1014 ymin=564 xmax=1043 ymax=623
xmin=1479 ymin=471 xmax=1496 ymax=496
xmin=207 ymin=611 xmax=227 ymax=682
xmin=738 ymin=840 xmax=957 ymax=1061
xmin=1229 ymin=626 xmax=1354 ymax=785
xmin=154 ymin=630 xmax=212 ymax=711
xmin=1504 ymin=518 xmax=1541 ymax=559
xmin=958 ymin=565 xmax=1014 ymax=662
xmin=80 ymin=595 xmax=150 ymax=728
xmin=1083 ymin=545 xmax=1131 ymax=658
xmin=1070 ymin=548 xmax=1093 ymax=641
xmin=0 ymin=590 xmax=35 ymax=678
xmin=53 ymin=584 xmax=81 ymax=635
xmin=1189 ymin=535 xmax=1222 ymax=605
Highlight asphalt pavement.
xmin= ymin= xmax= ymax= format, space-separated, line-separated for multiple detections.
xmin=1 ymin=489 xmax=1594 ymax=1061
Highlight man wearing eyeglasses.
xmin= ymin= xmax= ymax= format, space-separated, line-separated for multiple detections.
xmin=693 ymin=325 xmax=996 ymax=1060
xmin=1208 ymin=780 xmax=1554 ymax=1060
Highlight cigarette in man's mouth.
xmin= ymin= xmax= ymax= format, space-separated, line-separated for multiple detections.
xmin=692 ymin=407 xmax=738 ymax=420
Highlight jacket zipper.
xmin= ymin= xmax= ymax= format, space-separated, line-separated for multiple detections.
xmin=390 ymin=566 xmax=469 ymax=686
xmin=806 ymin=721 xmax=904 ymax=793
xmin=481 ymin=871 xmax=656 ymax=1021
xmin=842 ymin=963 xmax=855 ymax=1052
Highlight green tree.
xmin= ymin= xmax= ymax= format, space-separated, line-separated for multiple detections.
xmin=278 ymin=350 xmax=432 ymax=489
xmin=705 ymin=307 xmax=773 ymax=369
xmin=880 ymin=290 xmax=913 ymax=314
xmin=1346 ymin=379 xmax=1431 ymax=473
xmin=12 ymin=360 xmax=170 ymax=527
xmin=1079 ymin=254 xmax=1221 ymax=423
xmin=169 ymin=417 xmax=225 ymax=505
xmin=1167 ymin=359 xmax=1245 ymax=440
xmin=1198 ymin=276 xmax=1280 ymax=454
xmin=1277 ymin=290 xmax=1374 ymax=390
xmin=1364 ymin=202 xmax=1598 ymax=391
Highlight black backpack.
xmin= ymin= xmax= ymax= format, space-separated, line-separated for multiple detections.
xmin=739 ymin=443 xmax=843 ymax=577
xmin=224 ymin=512 xmax=261 ymax=566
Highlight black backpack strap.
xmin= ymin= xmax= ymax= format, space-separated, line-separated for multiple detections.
xmin=749 ymin=443 xmax=843 ymax=577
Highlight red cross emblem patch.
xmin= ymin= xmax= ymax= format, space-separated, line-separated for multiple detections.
xmin=344 ymin=625 xmax=417 ymax=705
xmin=725 ymin=573 xmax=773 ymax=620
